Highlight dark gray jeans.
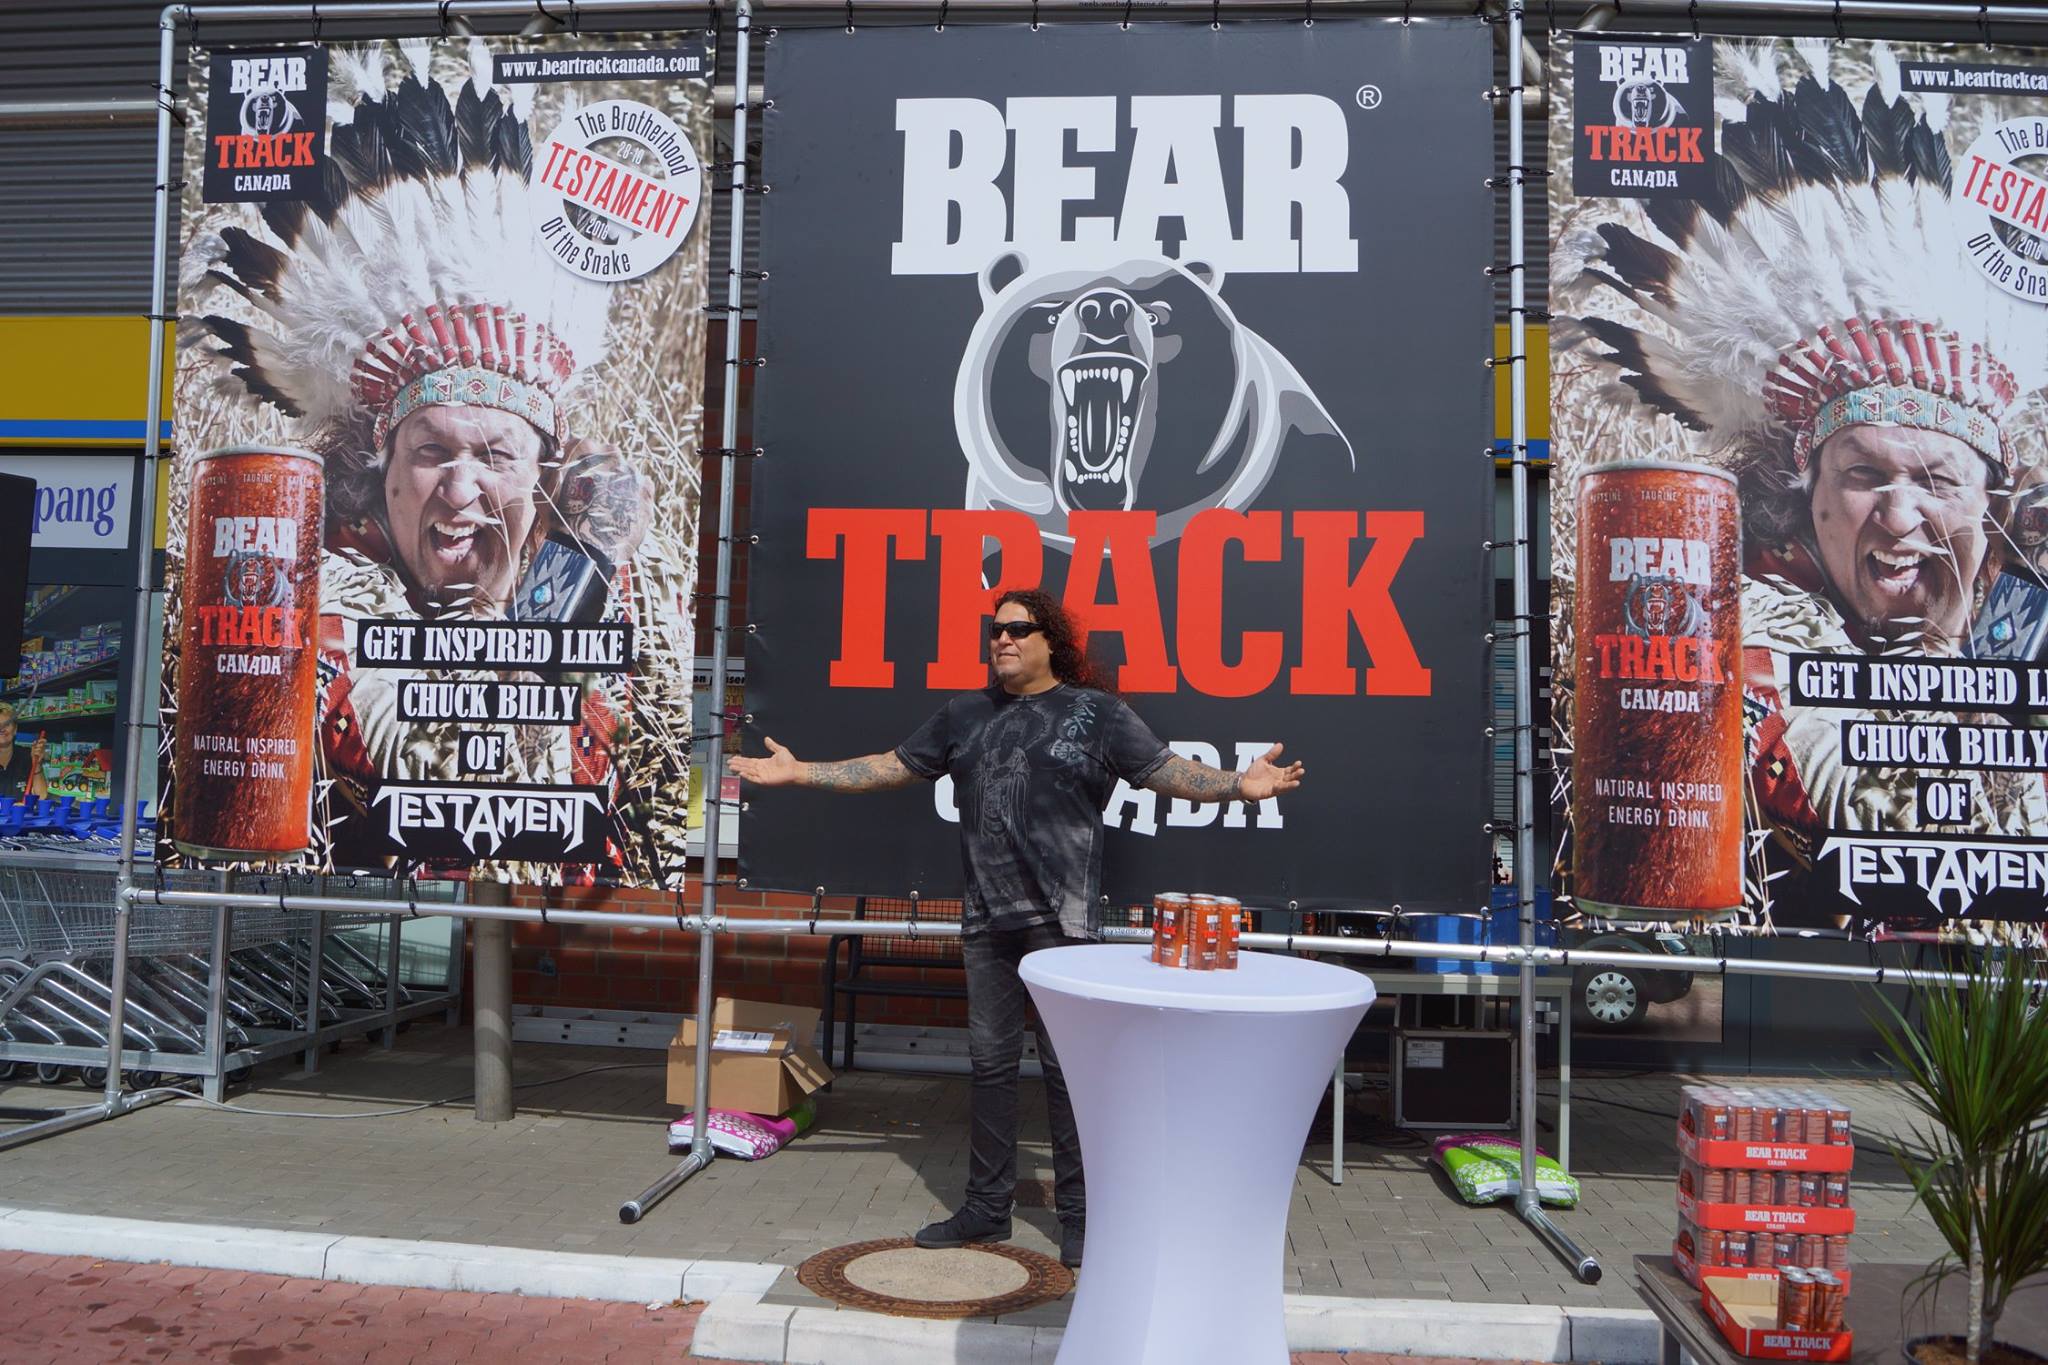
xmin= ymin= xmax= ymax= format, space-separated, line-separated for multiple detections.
xmin=960 ymin=922 xmax=1086 ymax=1226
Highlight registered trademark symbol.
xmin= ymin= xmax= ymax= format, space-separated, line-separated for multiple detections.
xmin=1356 ymin=84 xmax=1383 ymax=110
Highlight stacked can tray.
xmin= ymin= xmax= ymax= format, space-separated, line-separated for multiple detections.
xmin=1673 ymin=1084 xmax=1856 ymax=1354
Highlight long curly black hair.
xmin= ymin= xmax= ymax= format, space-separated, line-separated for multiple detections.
xmin=992 ymin=588 xmax=1110 ymax=692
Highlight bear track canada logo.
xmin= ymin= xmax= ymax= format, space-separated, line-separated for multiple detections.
xmin=952 ymin=252 xmax=1355 ymax=549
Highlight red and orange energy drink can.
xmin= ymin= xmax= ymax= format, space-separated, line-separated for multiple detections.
xmin=172 ymin=445 xmax=323 ymax=860
xmin=1153 ymin=892 xmax=1189 ymax=966
xmin=1570 ymin=460 xmax=1743 ymax=916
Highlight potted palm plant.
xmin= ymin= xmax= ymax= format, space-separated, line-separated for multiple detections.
xmin=1871 ymin=950 xmax=2048 ymax=1365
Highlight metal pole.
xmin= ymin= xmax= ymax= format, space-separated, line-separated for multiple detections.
xmin=144 ymin=0 xmax=1502 ymax=19
xmin=106 ymin=888 xmax=2048 ymax=990
xmin=381 ymin=912 xmax=402 ymax=1048
xmin=634 ymin=0 xmax=756 ymax=1214
xmin=204 ymin=896 xmax=230 ymax=1102
xmin=98 ymin=1 xmax=183 ymax=1118
xmin=620 ymin=1149 xmax=710 ymax=1224
xmin=472 ymin=882 xmax=514 ymax=1123
xmin=137 ymin=0 xmax=2048 ymax=19
xmin=1329 ymin=1064 xmax=1344 ymax=1185
xmin=0 ymin=1089 xmax=183 ymax=1155
xmin=302 ymin=906 xmax=325 ymax=1073
xmin=1505 ymin=0 xmax=1600 ymax=1287
xmin=1579 ymin=0 xmax=2048 ymax=21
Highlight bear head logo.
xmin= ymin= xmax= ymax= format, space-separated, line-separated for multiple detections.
xmin=953 ymin=252 xmax=1354 ymax=548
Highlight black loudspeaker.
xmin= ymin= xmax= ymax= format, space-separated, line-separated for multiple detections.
xmin=0 ymin=473 xmax=31 ymax=679
xmin=1393 ymin=1028 xmax=1516 ymax=1130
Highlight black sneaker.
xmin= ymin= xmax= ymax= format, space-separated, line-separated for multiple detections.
xmin=1060 ymin=1220 xmax=1084 ymax=1269
xmin=914 ymin=1206 xmax=1013 ymax=1249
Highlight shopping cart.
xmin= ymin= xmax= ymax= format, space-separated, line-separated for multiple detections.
xmin=0 ymin=855 xmax=461 ymax=1093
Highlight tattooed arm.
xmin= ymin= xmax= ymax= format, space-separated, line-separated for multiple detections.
xmin=801 ymin=751 xmax=922 ymax=792
xmin=729 ymin=736 xmax=922 ymax=792
xmin=1141 ymin=742 xmax=1306 ymax=803
xmin=1143 ymin=757 xmax=1245 ymax=803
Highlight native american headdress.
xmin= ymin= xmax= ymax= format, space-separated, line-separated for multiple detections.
xmin=186 ymin=38 xmax=612 ymax=457
xmin=1558 ymin=39 xmax=2048 ymax=485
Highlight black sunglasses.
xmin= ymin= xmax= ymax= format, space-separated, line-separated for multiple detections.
xmin=988 ymin=621 xmax=1046 ymax=641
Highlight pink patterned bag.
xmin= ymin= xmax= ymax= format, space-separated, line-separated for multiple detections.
xmin=668 ymin=1108 xmax=797 ymax=1160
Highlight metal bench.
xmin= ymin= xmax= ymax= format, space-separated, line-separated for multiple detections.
xmin=818 ymin=896 xmax=966 ymax=1072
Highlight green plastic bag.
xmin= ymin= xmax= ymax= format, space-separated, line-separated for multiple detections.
xmin=1432 ymin=1133 xmax=1579 ymax=1207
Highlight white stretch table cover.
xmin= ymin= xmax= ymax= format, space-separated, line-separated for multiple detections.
xmin=1021 ymin=945 xmax=1375 ymax=1365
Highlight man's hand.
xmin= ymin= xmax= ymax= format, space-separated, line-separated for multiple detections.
xmin=27 ymin=732 xmax=46 ymax=769
xmin=1238 ymin=743 xmax=1304 ymax=802
xmin=1143 ymin=742 xmax=1305 ymax=805
xmin=730 ymin=736 xmax=803 ymax=787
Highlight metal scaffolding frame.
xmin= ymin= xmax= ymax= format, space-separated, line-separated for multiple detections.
xmin=0 ymin=0 xmax=2038 ymax=1269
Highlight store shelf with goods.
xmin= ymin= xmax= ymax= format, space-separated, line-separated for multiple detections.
xmin=20 ymin=589 xmax=122 ymax=640
xmin=10 ymin=712 xmax=117 ymax=732
xmin=2 ymin=655 xmax=120 ymax=698
xmin=21 ymin=584 xmax=83 ymax=632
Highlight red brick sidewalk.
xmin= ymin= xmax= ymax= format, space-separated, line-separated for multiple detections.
xmin=0 ymin=1249 xmax=1534 ymax=1364
xmin=0 ymin=1251 xmax=741 ymax=1365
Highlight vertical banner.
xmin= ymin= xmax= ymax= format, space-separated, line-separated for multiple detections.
xmin=745 ymin=22 xmax=1494 ymax=909
xmin=166 ymin=35 xmax=717 ymax=886
xmin=1551 ymin=36 xmax=2048 ymax=934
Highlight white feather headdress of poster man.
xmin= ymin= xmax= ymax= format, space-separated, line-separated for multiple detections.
xmin=175 ymin=36 xmax=707 ymax=881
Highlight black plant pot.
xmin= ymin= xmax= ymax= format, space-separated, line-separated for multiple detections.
xmin=1904 ymin=1334 xmax=2048 ymax=1365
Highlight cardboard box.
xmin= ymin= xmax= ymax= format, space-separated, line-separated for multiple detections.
xmin=1673 ymin=1242 xmax=1853 ymax=1293
xmin=1678 ymin=1123 xmax=1855 ymax=1172
xmin=1702 ymin=1276 xmax=1852 ymax=1360
xmin=1677 ymin=1189 xmax=1856 ymax=1236
xmin=666 ymin=997 xmax=833 ymax=1116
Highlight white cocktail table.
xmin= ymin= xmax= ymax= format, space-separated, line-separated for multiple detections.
xmin=1020 ymin=944 xmax=1375 ymax=1365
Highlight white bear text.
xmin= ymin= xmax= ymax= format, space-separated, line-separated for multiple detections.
xmin=893 ymin=95 xmax=1359 ymax=276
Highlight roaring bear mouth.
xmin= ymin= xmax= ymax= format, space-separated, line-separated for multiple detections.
xmin=1058 ymin=353 xmax=1149 ymax=504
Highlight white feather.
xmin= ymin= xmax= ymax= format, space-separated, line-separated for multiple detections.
xmin=1924 ymin=91 xmax=1950 ymax=134
xmin=1732 ymin=42 xmax=1782 ymax=100
xmin=1794 ymin=36 xmax=1832 ymax=90
xmin=507 ymin=81 xmax=536 ymax=121
xmin=1873 ymin=42 xmax=1901 ymax=105
xmin=333 ymin=45 xmax=388 ymax=103
xmin=400 ymin=36 xmax=433 ymax=87
xmin=469 ymin=37 xmax=495 ymax=98
xmin=179 ymin=231 xmax=226 ymax=298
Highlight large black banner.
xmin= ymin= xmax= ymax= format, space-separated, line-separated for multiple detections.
xmin=744 ymin=22 xmax=1493 ymax=911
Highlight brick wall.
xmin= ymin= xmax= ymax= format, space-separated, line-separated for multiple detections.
xmin=500 ymin=882 xmax=969 ymax=1028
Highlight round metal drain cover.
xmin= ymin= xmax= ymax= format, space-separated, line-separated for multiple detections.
xmin=796 ymin=1237 xmax=1072 ymax=1320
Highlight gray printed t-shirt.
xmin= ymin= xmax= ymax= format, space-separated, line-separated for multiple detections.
xmin=895 ymin=683 xmax=1171 ymax=939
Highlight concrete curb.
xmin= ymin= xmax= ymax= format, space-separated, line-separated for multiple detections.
xmin=0 ymin=1205 xmax=1660 ymax=1363
xmin=0 ymin=1204 xmax=781 ymax=1305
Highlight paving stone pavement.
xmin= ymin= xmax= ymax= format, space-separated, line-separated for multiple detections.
xmin=0 ymin=1248 xmax=1541 ymax=1365
xmin=0 ymin=1022 xmax=1949 ymax=1319
xmin=0 ymin=1249 xmax=739 ymax=1364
